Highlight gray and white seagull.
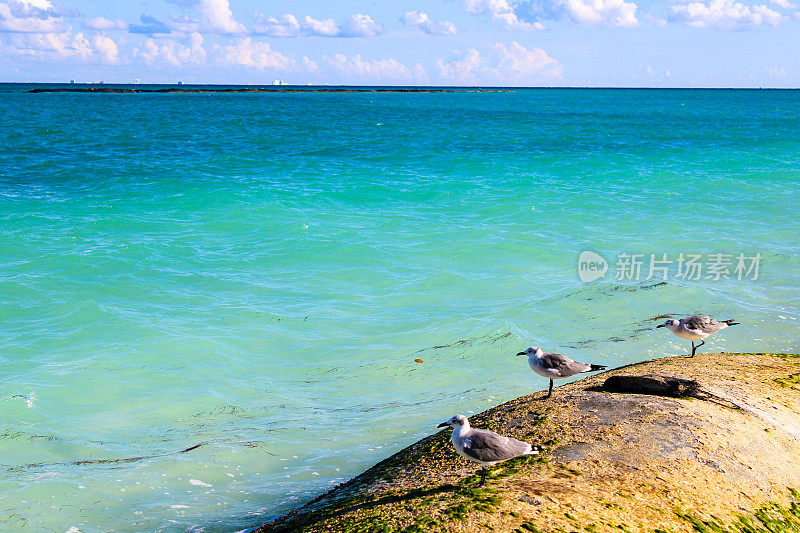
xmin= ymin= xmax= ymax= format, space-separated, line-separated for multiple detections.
xmin=437 ymin=414 xmax=538 ymax=486
xmin=517 ymin=346 xmax=607 ymax=399
xmin=656 ymin=315 xmax=740 ymax=356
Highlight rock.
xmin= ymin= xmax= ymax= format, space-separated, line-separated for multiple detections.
xmin=254 ymin=353 xmax=800 ymax=532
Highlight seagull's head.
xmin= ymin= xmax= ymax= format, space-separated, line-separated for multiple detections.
xmin=437 ymin=414 xmax=469 ymax=429
xmin=657 ymin=319 xmax=678 ymax=330
xmin=516 ymin=346 xmax=542 ymax=357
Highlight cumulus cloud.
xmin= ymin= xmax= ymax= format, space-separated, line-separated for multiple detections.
xmin=560 ymin=0 xmax=638 ymax=27
xmin=342 ymin=13 xmax=383 ymax=36
xmin=136 ymin=32 xmax=206 ymax=66
xmin=252 ymin=13 xmax=301 ymax=37
xmin=85 ymin=17 xmax=128 ymax=31
xmin=217 ymin=37 xmax=314 ymax=71
xmin=0 ymin=0 xmax=63 ymax=33
xmin=437 ymin=41 xmax=561 ymax=84
xmin=0 ymin=0 xmax=125 ymax=64
xmin=670 ymin=0 xmax=781 ymax=29
xmin=325 ymin=53 xmax=416 ymax=80
xmin=456 ymin=0 xmax=641 ymax=28
xmin=402 ymin=11 xmax=457 ymax=35
xmin=15 ymin=0 xmax=52 ymax=8
xmin=303 ymin=15 xmax=340 ymax=36
xmin=91 ymin=33 xmax=119 ymax=63
xmin=258 ymin=13 xmax=384 ymax=37
xmin=196 ymin=0 xmax=244 ymax=33
xmin=460 ymin=0 xmax=544 ymax=29
xmin=1 ymin=30 xmax=121 ymax=64
xmin=158 ymin=0 xmax=244 ymax=34
xmin=770 ymin=0 xmax=795 ymax=7
xmin=437 ymin=48 xmax=483 ymax=79
xmin=492 ymin=41 xmax=561 ymax=78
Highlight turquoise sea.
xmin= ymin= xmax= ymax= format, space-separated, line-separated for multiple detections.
xmin=1 ymin=84 xmax=799 ymax=532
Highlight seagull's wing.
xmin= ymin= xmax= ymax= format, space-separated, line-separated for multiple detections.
xmin=685 ymin=315 xmax=718 ymax=333
xmin=541 ymin=352 xmax=592 ymax=376
xmin=540 ymin=352 xmax=572 ymax=370
xmin=462 ymin=429 xmax=532 ymax=463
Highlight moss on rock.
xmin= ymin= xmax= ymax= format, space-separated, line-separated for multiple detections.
xmin=256 ymin=353 xmax=800 ymax=532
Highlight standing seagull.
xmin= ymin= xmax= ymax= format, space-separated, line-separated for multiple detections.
xmin=517 ymin=346 xmax=607 ymax=399
xmin=437 ymin=414 xmax=538 ymax=486
xmin=656 ymin=315 xmax=740 ymax=356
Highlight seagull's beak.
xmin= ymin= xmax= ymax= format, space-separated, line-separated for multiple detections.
xmin=437 ymin=422 xmax=449 ymax=428
xmin=516 ymin=351 xmax=527 ymax=356
xmin=656 ymin=324 xmax=665 ymax=328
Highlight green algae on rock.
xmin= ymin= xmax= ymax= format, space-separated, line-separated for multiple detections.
xmin=256 ymin=353 xmax=800 ymax=532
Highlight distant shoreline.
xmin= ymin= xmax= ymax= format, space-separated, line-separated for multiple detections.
xmin=27 ymin=87 xmax=513 ymax=94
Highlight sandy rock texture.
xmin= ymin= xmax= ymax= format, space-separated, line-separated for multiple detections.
xmin=256 ymin=353 xmax=800 ymax=533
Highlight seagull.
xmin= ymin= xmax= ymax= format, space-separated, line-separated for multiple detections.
xmin=517 ymin=346 xmax=607 ymax=399
xmin=656 ymin=315 xmax=740 ymax=356
xmin=437 ymin=414 xmax=538 ymax=486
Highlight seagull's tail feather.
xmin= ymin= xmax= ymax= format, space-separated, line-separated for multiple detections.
xmin=724 ymin=320 xmax=740 ymax=326
xmin=589 ymin=364 xmax=607 ymax=372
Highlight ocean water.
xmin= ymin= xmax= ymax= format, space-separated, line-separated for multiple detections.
xmin=1 ymin=84 xmax=799 ymax=532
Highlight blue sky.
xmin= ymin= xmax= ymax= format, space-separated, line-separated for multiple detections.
xmin=0 ymin=0 xmax=797 ymax=86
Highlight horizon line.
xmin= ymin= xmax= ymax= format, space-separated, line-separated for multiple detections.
xmin=2 ymin=82 xmax=800 ymax=90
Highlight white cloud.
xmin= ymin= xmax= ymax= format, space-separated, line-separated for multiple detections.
xmin=166 ymin=0 xmax=244 ymax=34
xmin=459 ymin=0 xmax=544 ymax=29
xmin=253 ymin=13 xmax=300 ymax=37
xmin=303 ymin=15 xmax=339 ymax=36
xmin=196 ymin=0 xmax=244 ymax=33
xmin=325 ymin=53 xmax=414 ymax=80
xmin=670 ymin=0 xmax=782 ymax=29
xmin=300 ymin=13 xmax=383 ymax=37
xmin=437 ymin=41 xmax=561 ymax=84
xmin=492 ymin=41 xmax=561 ymax=79
xmin=4 ymin=31 xmax=89 ymax=58
xmin=17 ymin=0 xmax=51 ymax=8
xmin=437 ymin=48 xmax=483 ymax=79
xmin=0 ymin=0 xmax=62 ymax=33
xmin=0 ymin=0 xmax=124 ymax=64
xmin=402 ymin=11 xmax=457 ymax=35
xmin=217 ymin=37 xmax=299 ymax=70
xmin=561 ymin=0 xmax=639 ymax=27
xmin=1 ymin=30 xmax=121 ymax=64
xmin=302 ymin=56 xmax=320 ymax=72
xmin=770 ymin=0 xmax=794 ymax=8
xmin=92 ymin=33 xmax=119 ymax=63
xmin=136 ymin=32 xmax=206 ymax=66
xmin=456 ymin=0 xmax=641 ymax=28
xmin=342 ymin=13 xmax=383 ymax=37
xmin=85 ymin=17 xmax=128 ymax=31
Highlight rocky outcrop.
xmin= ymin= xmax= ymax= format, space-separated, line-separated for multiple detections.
xmin=256 ymin=353 xmax=800 ymax=532
xmin=28 ymin=87 xmax=511 ymax=94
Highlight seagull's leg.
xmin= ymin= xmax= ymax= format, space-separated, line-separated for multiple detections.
xmin=479 ymin=467 xmax=486 ymax=487
xmin=695 ymin=340 xmax=705 ymax=355
xmin=545 ymin=378 xmax=553 ymax=399
xmin=691 ymin=340 xmax=706 ymax=357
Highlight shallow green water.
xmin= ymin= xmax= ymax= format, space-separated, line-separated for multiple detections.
xmin=0 ymin=85 xmax=799 ymax=531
